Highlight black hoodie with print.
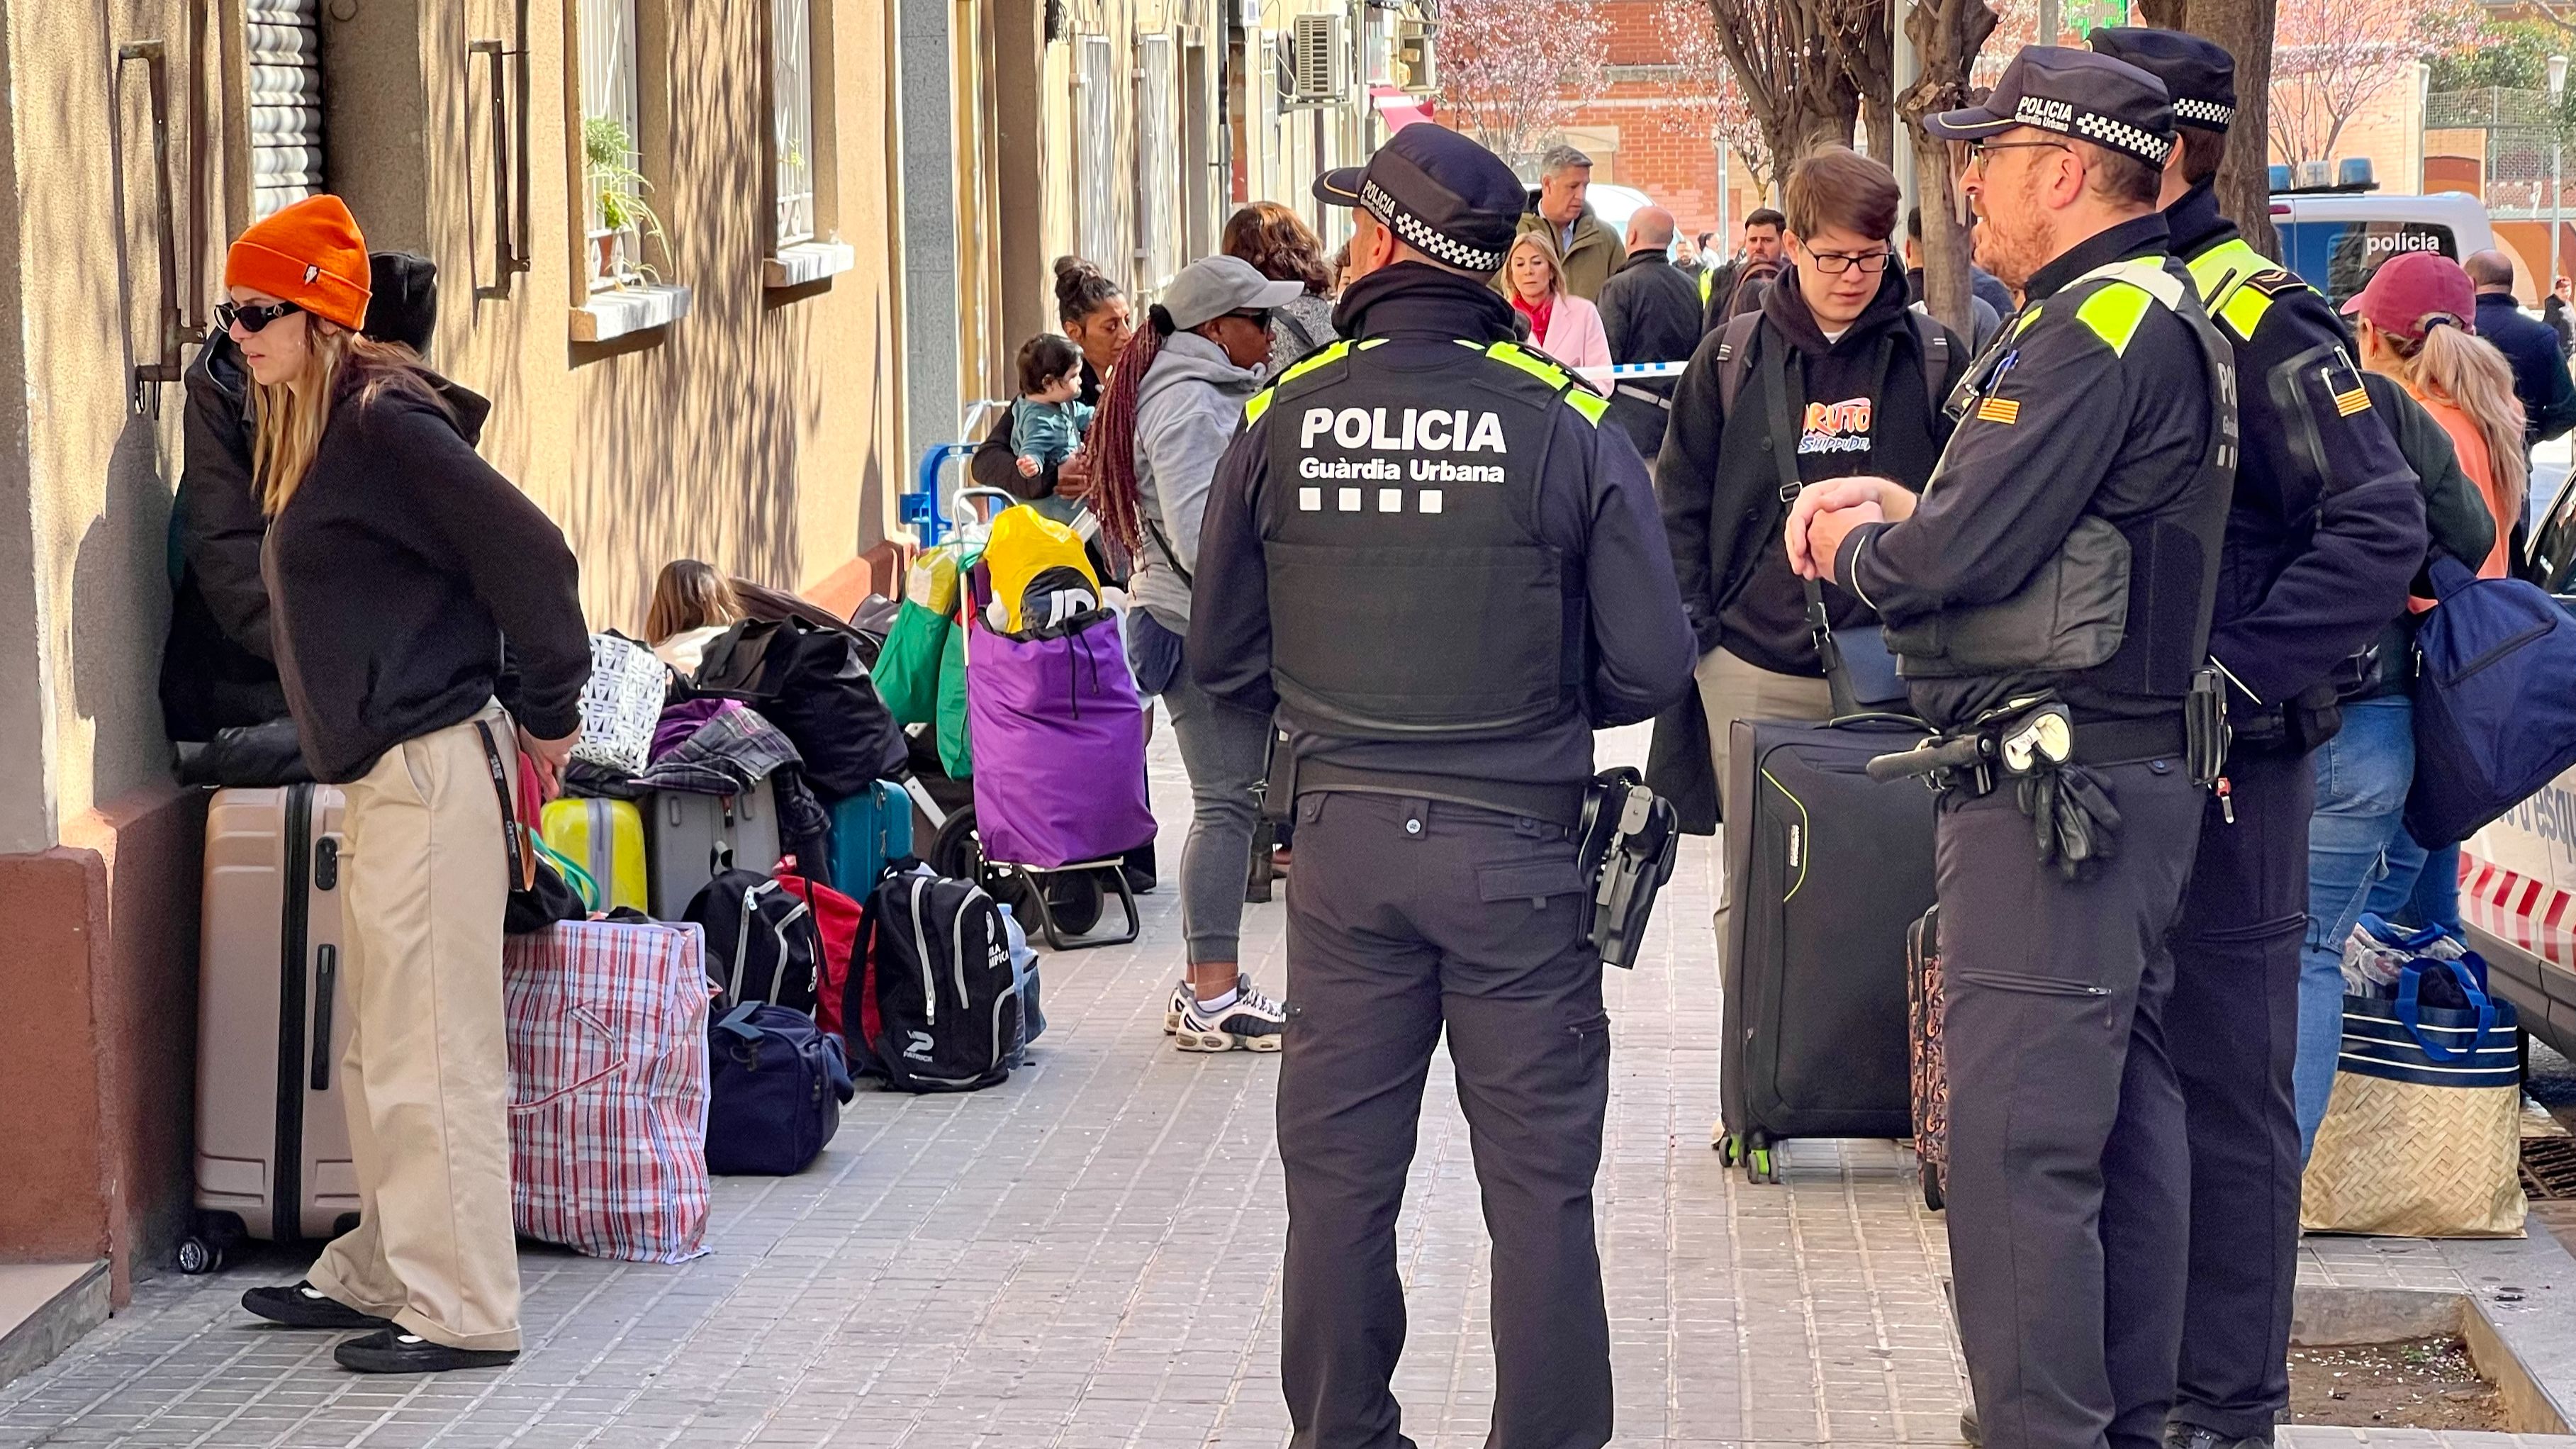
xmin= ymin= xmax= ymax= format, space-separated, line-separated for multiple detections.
xmin=1654 ymin=264 xmax=1961 ymax=676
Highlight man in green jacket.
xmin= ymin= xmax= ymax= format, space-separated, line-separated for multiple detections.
xmin=1513 ymin=143 xmax=1618 ymax=301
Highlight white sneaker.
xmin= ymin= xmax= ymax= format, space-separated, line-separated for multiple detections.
xmin=1174 ymin=978 xmax=1288 ymax=1053
xmin=1164 ymin=980 xmax=1194 ymax=1034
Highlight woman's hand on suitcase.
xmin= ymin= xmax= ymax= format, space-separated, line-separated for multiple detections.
xmin=520 ymin=726 xmax=578 ymax=801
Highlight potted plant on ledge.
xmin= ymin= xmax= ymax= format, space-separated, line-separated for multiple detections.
xmin=583 ymin=116 xmax=669 ymax=287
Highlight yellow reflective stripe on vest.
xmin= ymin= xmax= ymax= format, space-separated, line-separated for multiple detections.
xmin=2076 ymin=284 xmax=2154 ymax=356
xmin=2186 ymin=237 xmax=2285 ymax=342
xmin=1482 ymin=339 xmax=1572 ymax=388
xmin=1245 ymin=338 xmax=1371 ymax=425
xmin=1564 ymin=388 xmax=1608 ymax=424
xmin=2013 ymin=303 xmax=2046 ymax=337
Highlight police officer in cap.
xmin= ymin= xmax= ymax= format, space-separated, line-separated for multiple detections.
xmin=2083 ymin=32 xmax=2426 ymax=1449
xmin=1187 ymin=123 xmax=1696 ymax=1449
xmin=1787 ymin=47 xmax=2237 ymax=1449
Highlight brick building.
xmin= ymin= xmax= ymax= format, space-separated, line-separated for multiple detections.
xmin=1531 ymin=0 xmax=1768 ymax=243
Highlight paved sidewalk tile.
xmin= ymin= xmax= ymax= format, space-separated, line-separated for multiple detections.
xmin=18 ymin=725 xmax=2524 ymax=1448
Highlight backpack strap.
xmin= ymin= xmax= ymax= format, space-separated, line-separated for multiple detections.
xmin=1908 ymin=310 xmax=1968 ymax=417
xmin=1714 ymin=311 xmax=1763 ymax=423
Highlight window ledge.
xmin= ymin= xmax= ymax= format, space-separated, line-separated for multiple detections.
xmin=766 ymin=241 xmax=856 ymax=289
xmin=569 ymin=283 xmax=693 ymax=343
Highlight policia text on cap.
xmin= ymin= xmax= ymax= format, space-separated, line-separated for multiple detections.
xmin=1187 ymin=121 xmax=1698 ymax=1449
xmin=1788 ymin=43 xmax=2333 ymax=1449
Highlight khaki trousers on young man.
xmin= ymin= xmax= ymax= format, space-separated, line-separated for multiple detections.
xmin=306 ymin=704 xmax=522 ymax=1352
xmin=1696 ymin=644 xmax=1834 ymax=927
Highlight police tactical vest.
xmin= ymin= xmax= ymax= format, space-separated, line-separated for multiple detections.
xmin=1245 ymin=337 xmax=1605 ymax=739
xmin=1883 ymin=256 xmax=2239 ymax=697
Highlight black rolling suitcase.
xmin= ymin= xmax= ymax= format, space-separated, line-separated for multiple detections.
xmin=1714 ymin=590 xmax=1937 ymax=1183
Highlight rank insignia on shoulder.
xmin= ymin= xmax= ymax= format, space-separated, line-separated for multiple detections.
xmin=2244 ymin=269 xmax=2305 ymax=296
xmin=2334 ymin=386 xmax=2371 ymax=417
xmin=1975 ymin=396 xmax=2021 ymax=425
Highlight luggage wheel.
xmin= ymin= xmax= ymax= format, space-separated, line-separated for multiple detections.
xmin=178 ymin=1211 xmax=247 ymax=1275
xmin=1742 ymin=1136 xmax=1778 ymax=1185
xmin=175 ymin=1236 xmax=222 ymax=1275
xmin=1921 ymin=1163 xmax=1945 ymax=1212
xmin=1717 ymin=1133 xmax=1741 ymax=1165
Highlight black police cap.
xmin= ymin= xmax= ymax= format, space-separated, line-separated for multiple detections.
xmin=1925 ymin=45 xmax=2176 ymax=169
xmin=1313 ymin=125 xmax=1523 ymax=274
xmin=2089 ymin=28 xmax=2237 ymax=132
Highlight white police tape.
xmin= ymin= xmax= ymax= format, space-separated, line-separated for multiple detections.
xmin=1572 ymin=360 xmax=1689 ymax=384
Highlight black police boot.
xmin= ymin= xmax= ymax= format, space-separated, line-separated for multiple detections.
xmin=2166 ymin=1421 xmax=2271 ymax=1449
xmin=241 ymin=1281 xmax=394 ymax=1331
xmin=334 ymin=1328 xmax=517 ymax=1374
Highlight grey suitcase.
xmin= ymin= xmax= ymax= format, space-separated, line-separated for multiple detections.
xmin=184 ymin=783 xmax=360 ymax=1272
xmin=646 ymin=779 xmax=783 ymax=917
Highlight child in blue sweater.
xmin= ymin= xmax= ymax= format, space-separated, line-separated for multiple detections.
xmin=1011 ymin=335 xmax=1093 ymax=479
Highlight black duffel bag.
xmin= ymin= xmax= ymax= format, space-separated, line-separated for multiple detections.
xmin=690 ymin=616 xmax=907 ymax=798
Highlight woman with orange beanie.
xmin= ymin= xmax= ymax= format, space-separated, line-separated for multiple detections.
xmin=222 ymin=196 xmax=590 ymax=1373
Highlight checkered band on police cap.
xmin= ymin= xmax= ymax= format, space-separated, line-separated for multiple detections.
xmin=2012 ymin=93 xmax=2174 ymax=167
xmin=2173 ymin=97 xmax=2236 ymax=128
xmin=1360 ymin=178 xmax=1507 ymax=273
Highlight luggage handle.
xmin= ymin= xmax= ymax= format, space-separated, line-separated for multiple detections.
xmin=309 ymin=944 xmax=337 ymax=1092
xmin=2395 ymin=954 xmax=2497 ymax=1062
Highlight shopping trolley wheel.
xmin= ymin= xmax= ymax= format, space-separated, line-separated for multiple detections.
xmin=1043 ymin=872 xmax=1104 ymax=936
xmin=929 ymin=806 xmax=982 ymax=880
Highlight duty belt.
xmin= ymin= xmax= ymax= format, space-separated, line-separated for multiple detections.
xmin=1865 ymin=695 xmax=2213 ymax=881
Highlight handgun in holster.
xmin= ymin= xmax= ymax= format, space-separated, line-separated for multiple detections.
xmin=1260 ymin=726 xmax=1297 ymax=824
xmin=1577 ymin=767 xmax=1681 ymax=970
xmin=2184 ymin=665 xmax=2230 ymax=788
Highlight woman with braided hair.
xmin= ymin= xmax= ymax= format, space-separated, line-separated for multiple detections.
xmin=1092 ymin=254 xmax=1303 ymax=1052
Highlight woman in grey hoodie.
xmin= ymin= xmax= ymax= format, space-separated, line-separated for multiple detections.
xmin=1091 ymin=254 xmax=1304 ymax=1052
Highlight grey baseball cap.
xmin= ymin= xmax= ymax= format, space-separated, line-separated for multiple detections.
xmin=1160 ymin=255 xmax=1306 ymax=330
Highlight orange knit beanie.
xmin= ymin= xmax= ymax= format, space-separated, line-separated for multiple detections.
xmin=224 ymin=195 xmax=371 ymax=332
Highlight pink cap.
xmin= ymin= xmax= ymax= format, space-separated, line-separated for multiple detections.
xmin=2339 ymin=250 xmax=2477 ymax=341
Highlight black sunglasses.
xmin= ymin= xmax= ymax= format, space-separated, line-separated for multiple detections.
xmin=215 ymin=298 xmax=306 ymax=335
xmin=1228 ymin=308 xmax=1275 ymax=328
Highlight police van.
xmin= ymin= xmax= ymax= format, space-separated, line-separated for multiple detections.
xmin=2267 ymin=185 xmax=2495 ymax=310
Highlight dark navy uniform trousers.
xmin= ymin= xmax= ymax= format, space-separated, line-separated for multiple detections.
xmin=1277 ymin=790 xmax=1614 ymax=1449
xmin=2169 ymin=749 xmax=2314 ymax=1440
xmin=1939 ymin=759 xmax=2205 ymax=1449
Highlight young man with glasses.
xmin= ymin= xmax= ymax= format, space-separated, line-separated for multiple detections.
xmin=1655 ymin=146 xmax=1967 ymax=919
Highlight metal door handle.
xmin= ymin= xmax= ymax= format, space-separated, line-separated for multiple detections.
xmin=116 ymin=40 xmax=206 ymax=407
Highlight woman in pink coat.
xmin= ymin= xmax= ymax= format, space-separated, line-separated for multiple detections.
xmin=1502 ymin=230 xmax=1611 ymax=369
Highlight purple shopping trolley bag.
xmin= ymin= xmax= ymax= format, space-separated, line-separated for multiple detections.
xmin=966 ymin=612 xmax=1157 ymax=868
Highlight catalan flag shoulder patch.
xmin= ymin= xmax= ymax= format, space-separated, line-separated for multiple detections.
xmin=2334 ymin=386 xmax=2371 ymax=417
xmin=1975 ymin=396 xmax=2021 ymax=425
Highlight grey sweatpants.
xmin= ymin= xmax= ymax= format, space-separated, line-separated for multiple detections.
xmin=1159 ymin=664 xmax=1273 ymax=965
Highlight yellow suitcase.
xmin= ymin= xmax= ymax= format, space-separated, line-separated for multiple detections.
xmin=539 ymin=797 xmax=650 ymax=914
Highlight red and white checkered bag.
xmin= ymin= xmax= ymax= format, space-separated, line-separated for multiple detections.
xmin=505 ymin=919 xmax=713 ymax=1263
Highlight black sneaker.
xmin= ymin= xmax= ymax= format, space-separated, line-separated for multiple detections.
xmin=334 ymin=1328 xmax=518 ymax=1374
xmin=2167 ymin=1423 xmax=2270 ymax=1449
xmin=242 ymin=1282 xmax=394 ymax=1331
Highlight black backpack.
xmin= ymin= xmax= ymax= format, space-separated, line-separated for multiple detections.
xmin=685 ymin=868 xmax=824 ymax=1015
xmin=853 ymin=870 xmax=1020 ymax=1093
xmin=690 ymin=616 xmax=909 ymax=798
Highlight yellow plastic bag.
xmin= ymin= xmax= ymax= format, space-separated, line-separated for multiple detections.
xmin=981 ymin=505 xmax=1096 ymax=634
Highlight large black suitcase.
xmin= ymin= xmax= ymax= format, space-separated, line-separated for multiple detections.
xmin=1718 ymin=713 xmax=1937 ymax=1183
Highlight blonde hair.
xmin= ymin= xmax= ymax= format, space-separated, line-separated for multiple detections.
xmin=2365 ymin=320 xmax=2529 ymax=521
xmin=645 ymin=559 xmax=741 ymax=644
xmin=250 ymin=323 xmax=450 ymax=516
xmin=1506 ymin=232 xmax=1565 ymax=300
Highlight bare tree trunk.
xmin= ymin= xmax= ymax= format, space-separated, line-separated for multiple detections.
xmin=1912 ymin=138 xmax=1978 ymax=332
xmin=1861 ymin=90 xmax=1896 ymax=163
xmin=1900 ymin=0 xmax=1998 ymax=336
xmin=2137 ymin=0 xmax=2186 ymax=28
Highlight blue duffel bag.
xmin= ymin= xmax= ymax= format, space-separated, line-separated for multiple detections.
xmin=706 ymin=1001 xmax=853 ymax=1175
xmin=2404 ymin=555 xmax=2576 ymax=848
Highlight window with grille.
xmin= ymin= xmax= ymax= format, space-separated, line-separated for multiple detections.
xmin=772 ymin=0 xmax=816 ymax=247
xmin=1076 ymin=35 xmax=1121 ymax=285
xmin=578 ymin=0 xmax=644 ymax=289
xmin=247 ymin=0 xmax=325 ymax=220
xmin=1136 ymin=33 xmax=1178 ymax=293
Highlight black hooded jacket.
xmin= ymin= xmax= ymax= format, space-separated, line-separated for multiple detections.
xmin=264 ymin=369 xmax=590 ymax=783
xmin=1655 ymin=264 xmax=1961 ymax=673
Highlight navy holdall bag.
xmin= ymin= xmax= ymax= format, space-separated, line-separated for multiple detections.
xmin=2405 ymin=554 xmax=2576 ymax=849
xmin=706 ymin=1001 xmax=853 ymax=1175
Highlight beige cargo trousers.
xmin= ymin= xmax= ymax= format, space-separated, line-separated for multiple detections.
xmin=306 ymin=703 xmax=522 ymax=1352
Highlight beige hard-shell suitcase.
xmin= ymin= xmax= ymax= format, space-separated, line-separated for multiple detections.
xmin=181 ymin=783 xmax=359 ymax=1273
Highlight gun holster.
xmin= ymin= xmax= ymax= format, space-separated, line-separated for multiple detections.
xmin=1578 ymin=768 xmax=1681 ymax=970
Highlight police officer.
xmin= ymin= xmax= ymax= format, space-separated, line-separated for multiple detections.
xmin=1186 ymin=123 xmax=1696 ymax=1449
xmin=1787 ymin=48 xmax=2237 ymax=1449
xmin=2083 ymin=31 xmax=2426 ymax=1449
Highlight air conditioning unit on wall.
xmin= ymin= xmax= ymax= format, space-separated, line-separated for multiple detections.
xmin=1289 ymin=14 xmax=1348 ymax=105
xmin=1392 ymin=20 xmax=1435 ymax=93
